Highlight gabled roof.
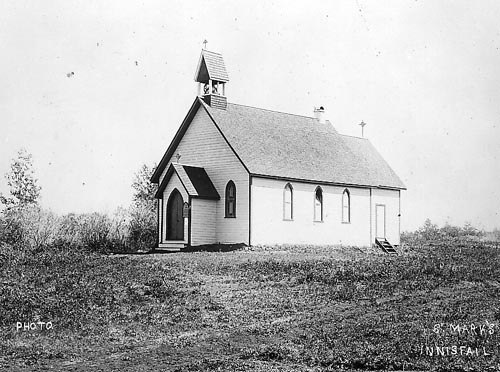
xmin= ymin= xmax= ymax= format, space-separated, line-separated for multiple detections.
xmin=202 ymin=100 xmax=406 ymax=190
xmin=194 ymin=50 xmax=229 ymax=83
xmin=182 ymin=165 xmax=220 ymax=198
xmin=154 ymin=163 xmax=220 ymax=199
xmin=151 ymin=97 xmax=406 ymax=190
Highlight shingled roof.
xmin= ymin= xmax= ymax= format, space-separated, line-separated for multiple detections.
xmin=202 ymin=100 xmax=406 ymax=190
xmin=194 ymin=50 xmax=229 ymax=83
xmin=151 ymin=97 xmax=405 ymax=190
xmin=154 ymin=163 xmax=220 ymax=199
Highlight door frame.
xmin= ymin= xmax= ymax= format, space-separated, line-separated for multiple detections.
xmin=375 ymin=204 xmax=386 ymax=239
xmin=166 ymin=188 xmax=184 ymax=241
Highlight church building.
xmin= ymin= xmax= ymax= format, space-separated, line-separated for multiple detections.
xmin=150 ymin=49 xmax=406 ymax=251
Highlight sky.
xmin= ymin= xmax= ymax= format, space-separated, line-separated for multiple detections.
xmin=1 ymin=0 xmax=499 ymax=231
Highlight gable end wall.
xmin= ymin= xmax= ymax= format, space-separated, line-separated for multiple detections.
xmin=159 ymin=107 xmax=249 ymax=245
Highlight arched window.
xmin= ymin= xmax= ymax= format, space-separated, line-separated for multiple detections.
xmin=342 ymin=189 xmax=350 ymax=223
xmin=283 ymin=183 xmax=293 ymax=220
xmin=225 ymin=181 xmax=236 ymax=218
xmin=314 ymin=187 xmax=323 ymax=222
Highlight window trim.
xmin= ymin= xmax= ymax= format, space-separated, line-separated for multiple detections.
xmin=225 ymin=180 xmax=236 ymax=218
xmin=283 ymin=183 xmax=294 ymax=221
xmin=342 ymin=188 xmax=350 ymax=223
xmin=314 ymin=186 xmax=323 ymax=222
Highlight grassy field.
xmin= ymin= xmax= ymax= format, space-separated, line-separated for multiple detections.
xmin=1 ymin=242 xmax=499 ymax=371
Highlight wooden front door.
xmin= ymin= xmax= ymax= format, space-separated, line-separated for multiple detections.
xmin=167 ymin=189 xmax=184 ymax=240
xmin=375 ymin=204 xmax=386 ymax=239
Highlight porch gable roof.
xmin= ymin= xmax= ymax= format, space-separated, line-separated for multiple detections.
xmin=154 ymin=163 xmax=220 ymax=200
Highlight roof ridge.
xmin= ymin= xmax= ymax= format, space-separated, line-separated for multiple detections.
xmin=226 ymin=101 xmax=316 ymax=120
xmin=155 ymin=97 xmax=405 ymax=190
xmin=178 ymin=163 xmax=204 ymax=169
xmin=340 ymin=134 xmax=368 ymax=140
xmin=202 ymin=49 xmax=223 ymax=56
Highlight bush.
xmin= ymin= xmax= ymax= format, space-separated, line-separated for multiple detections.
xmin=57 ymin=213 xmax=84 ymax=248
xmin=0 ymin=205 xmax=156 ymax=254
xmin=0 ymin=209 xmax=106 ymax=253
xmin=78 ymin=212 xmax=112 ymax=253
xmin=402 ymin=220 xmax=484 ymax=247
xmin=0 ymin=208 xmax=23 ymax=245
xmin=128 ymin=203 xmax=156 ymax=251
xmin=0 ymin=205 xmax=59 ymax=251
xmin=108 ymin=207 xmax=131 ymax=250
xmin=0 ymin=154 xmax=157 ymax=254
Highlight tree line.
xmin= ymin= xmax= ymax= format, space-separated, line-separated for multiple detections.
xmin=0 ymin=149 xmax=157 ymax=253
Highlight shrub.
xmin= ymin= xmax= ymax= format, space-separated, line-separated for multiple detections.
xmin=418 ymin=219 xmax=441 ymax=241
xmin=0 ymin=205 xmax=59 ymax=251
xmin=128 ymin=202 xmax=156 ymax=251
xmin=0 ymin=205 xmax=156 ymax=254
xmin=57 ymin=213 xmax=84 ymax=248
xmin=57 ymin=207 xmax=155 ymax=253
xmin=492 ymin=228 xmax=500 ymax=242
xmin=128 ymin=163 xmax=157 ymax=251
xmin=78 ymin=212 xmax=112 ymax=253
xmin=108 ymin=206 xmax=131 ymax=251
xmin=26 ymin=207 xmax=59 ymax=251
xmin=0 ymin=208 xmax=23 ymax=245
xmin=0 ymin=208 xmax=122 ymax=253
xmin=402 ymin=220 xmax=484 ymax=247
xmin=0 ymin=158 xmax=158 ymax=254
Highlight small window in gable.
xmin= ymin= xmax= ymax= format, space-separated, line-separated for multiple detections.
xmin=342 ymin=189 xmax=350 ymax=223
xmin=314 ymin=187 xmax=323 ymax=222
xmin=225 ymin=181 xmax=236 ymax=218
xmin=283 ymin=183 xmax=293 ymax=220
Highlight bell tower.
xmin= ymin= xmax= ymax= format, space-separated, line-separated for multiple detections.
xmin=194 ymin=49 xmax=229 ymax=110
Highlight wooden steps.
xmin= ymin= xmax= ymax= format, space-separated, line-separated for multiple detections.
xmin=156 ymin=241 xmax=186 ymax=252
xmin=375 ymin=238 xmax=397 ymax=254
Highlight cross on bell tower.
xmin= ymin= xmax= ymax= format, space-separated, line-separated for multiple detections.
xmin=194 ymin=48 xmax=229 ymax=110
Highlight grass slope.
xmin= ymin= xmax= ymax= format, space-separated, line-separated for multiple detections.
xmin=1 ymin=243 xmax=499 ymax=371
